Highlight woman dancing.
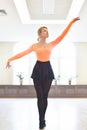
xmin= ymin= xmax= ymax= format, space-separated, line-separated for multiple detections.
xmin=6 ymin=17 xmax=80 ymax=129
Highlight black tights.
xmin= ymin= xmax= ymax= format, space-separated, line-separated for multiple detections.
xmin=33 ymin=79 xmax=52 ymax=122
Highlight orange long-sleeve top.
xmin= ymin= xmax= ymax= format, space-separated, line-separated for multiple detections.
xmin=28 ymin=43 xmax=54 ymax=62
xmin=8 ymin=19 xmax=78 ymax=63
xmin=8 ymin=42 xmax=56 ymax=62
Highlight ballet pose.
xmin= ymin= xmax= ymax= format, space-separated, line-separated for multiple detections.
xmin=6 ymin=17 xmax=80 ymax=129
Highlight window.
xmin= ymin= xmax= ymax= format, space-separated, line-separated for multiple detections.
xmin=51 ymin=41 xmax=76 ymax=85
xmin=13 ymin=40 xmax=76 ymax=85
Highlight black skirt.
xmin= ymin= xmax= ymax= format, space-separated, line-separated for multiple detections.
xmin=31 ymin=61 xmax=55 ymax=81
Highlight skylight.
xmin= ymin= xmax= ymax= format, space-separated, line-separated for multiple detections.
xmin=43 ymin=0 xmax=55 ymax=14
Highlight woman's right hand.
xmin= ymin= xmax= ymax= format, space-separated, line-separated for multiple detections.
xmin=6 ymin=61 xmax=11 ymax=68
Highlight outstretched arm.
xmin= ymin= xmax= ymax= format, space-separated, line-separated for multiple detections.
xmin=6 ymin=44 xmax=33 ymax=68
xmin=50 ymin=17 xmax=80 ymax=47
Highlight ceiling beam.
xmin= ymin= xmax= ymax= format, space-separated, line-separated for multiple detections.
xmin=13 ymin=0 xmax=30 ymax=24
xmin=67 ymin=0 xmax=85 ymax=21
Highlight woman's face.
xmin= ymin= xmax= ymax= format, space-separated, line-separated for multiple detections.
xmin=40 ymin=28 xmax=49 ymax=39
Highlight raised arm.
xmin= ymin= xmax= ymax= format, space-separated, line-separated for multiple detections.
xmin=50 ymin=17 xmax=80 ymax=47
xmin=6 ymin=44 xmax=34 ymax=68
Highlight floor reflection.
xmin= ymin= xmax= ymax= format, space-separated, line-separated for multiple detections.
xmin=0 ymin=98 xmax=87 ymax=130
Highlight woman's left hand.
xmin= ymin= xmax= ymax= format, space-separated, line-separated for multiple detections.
xmin=72 ymin=17 xmax=80 ymax=23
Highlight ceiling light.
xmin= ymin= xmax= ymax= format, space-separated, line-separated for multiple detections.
xmin=13 ymin=0 xmax=30 ymax=24
xmin=43 ymin=0 xmax=55 ymax=14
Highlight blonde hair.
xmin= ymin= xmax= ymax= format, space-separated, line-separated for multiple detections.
xmin=37 ymin=26 xmax=48 ymax=41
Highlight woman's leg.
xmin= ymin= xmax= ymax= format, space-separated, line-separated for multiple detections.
xmin=33 ymin=79 xmax=45 ymax=122
xmin=33 ymin=79 xmax=52 ymax=129
xmin=42 ymin=79 xmax=52 ymax=120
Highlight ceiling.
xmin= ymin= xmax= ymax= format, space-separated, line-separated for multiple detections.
xmin=0 ymin=0 xmax=87 ymax=42
xmin=26 ymin=0 xmax=72 ymax=20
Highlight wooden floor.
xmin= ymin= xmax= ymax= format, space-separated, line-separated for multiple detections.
xmin=0 ymin=98 xmax=87 ymax=130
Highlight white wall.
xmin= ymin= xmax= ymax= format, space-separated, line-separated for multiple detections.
xmin=0 ymin=42 xmax=87 ymax=85
xmin=75 ymin=42 xmax=87 ymax=84
xmin=0 ymin=42 xmax=15 ymax=84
